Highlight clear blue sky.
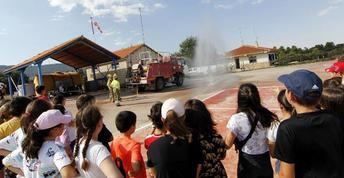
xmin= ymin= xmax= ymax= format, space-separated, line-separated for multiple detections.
xmin=0 ymin=0 xmax=344 ymax=65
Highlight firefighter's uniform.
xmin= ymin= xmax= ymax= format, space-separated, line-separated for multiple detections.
xmin=110 ymin=73 xmax=121 ymax=106
xmin=106 ymin=74 xmax=114 ymax=102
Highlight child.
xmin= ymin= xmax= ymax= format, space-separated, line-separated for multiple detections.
xmin=74 ymin=105 xmax=123 ymax=178
xmin=111 ymin=111 xmax=146 ymax=178
xmin=267 ymin=89 xmax=293 ymax=176
xmin=275 ymin=69 xmax=344 ymax=177
xmin=225 ymin=83 xmax=277 ymax=178
xmin=320 ymin=87 xmax=344 ymax=119
xmin=0 ymin=97 xmax=31 ymax=139
xmin=4 ymin=109 xmax=76 ymax=177
xmin=35 ymin=85 xmax=49 ymax=101
xmin=144 ymin=102 xmax=164 ymax=149
xmin=147 ymin=98 xmax=194 ymax=178
xmin=52 ymin=95 xmax=76 ymax=150
xmin=76 ymin=94 xmax=113 ymax=151
xmin=185 ymin=99 xmax=227 ymax=178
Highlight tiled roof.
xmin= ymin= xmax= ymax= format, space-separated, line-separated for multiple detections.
xmin=4 ymin=36 xmax=119 ymax=74
xmin=113 ymin=44 xmax=145 ymax=59
xmin=226 ymin=45 xmax=275 ymax=58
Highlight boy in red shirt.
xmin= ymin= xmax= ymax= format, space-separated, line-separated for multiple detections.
xmin=111 ymin=111 xmax=147 ymax=178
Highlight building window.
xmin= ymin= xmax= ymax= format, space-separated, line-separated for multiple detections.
xmin=269 ymin=54 xmax=276 ymax=61
xmin=111 ymin=62 xmax=119 ymax=69
xmin=249 ymin=56 xmax=257 ymax=63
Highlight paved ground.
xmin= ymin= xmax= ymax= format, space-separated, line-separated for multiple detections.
xmin=64 ymin=60 xmax=335 ymax=177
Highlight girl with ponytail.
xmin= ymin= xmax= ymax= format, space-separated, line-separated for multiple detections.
xmin=225 ymin=83 xmax=278 ymax=178
xmin=146 ymin=98 xmax=195 ymax=178
xmin=74 ymin=105 xmax=123 ymax=178
xmin=7 ymin=109 xmax=76 ymax=178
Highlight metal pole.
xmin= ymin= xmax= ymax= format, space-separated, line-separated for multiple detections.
xmin=7 ymin=75 xmax=13 ymax=97
xmin=37 ymin=61 xmax=44 ymax=85
xmin=139 ymin=7 xmax=145 ymax=44
xmin=92 ymin=65 xmax=97 ymax=81
xmin=19 ymin=69 xmax=27 ymax=96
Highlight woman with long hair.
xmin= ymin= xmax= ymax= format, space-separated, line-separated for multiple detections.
xmin=6 ymin=109 xmax=76 ymax=178
xmin=225 ymin=83 xmax=278 ymax=178
xmin=74 ymin=105 xmax=123 ymax=178
xmin=185 ymin=99 xmax=227 ymax=178
xmin=147 ymin=98 xmax=195 ymax=178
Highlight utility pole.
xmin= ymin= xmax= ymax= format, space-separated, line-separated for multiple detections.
xmin=139 ymin=7 xmax=145 ymax=44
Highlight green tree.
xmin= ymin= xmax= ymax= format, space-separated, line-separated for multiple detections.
xmin=178 ymin=36 xmax=197 ymax=59
xmin=324 ymin=42 xmax=335 ymax=51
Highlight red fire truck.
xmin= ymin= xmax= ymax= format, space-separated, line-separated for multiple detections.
xmin=127 ymin=56 xmax=185 ymax=91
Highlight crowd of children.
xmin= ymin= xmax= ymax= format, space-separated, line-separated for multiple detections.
xmin=0 ymin=68 xmax=343 ymax=178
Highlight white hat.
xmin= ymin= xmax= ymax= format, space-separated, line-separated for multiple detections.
xmin=34 ymin=109 xmax=72 ymax=130
xmin=161 ymin=98 xmax=185 ymax=120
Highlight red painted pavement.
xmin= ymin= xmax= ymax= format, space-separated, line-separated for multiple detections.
xmin=131 ymin=61 xmax=335 ymax=177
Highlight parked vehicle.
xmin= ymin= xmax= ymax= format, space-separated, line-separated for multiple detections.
xmin=127 ymin=56 xmax=185 ymax=91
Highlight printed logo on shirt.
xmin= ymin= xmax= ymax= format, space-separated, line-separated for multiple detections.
xmin=26 ymin=159 xmax=40 ymax=172
xmin=47 ymin=148 xmax=56 ymax=157
xmin=43 ymin=170 xmax=57 ymax=177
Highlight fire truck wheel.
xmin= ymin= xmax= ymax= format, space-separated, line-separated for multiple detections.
xmin=176 ymin=74 xmax=184 ymax=87
xmin=155 ymin=78 xmax=164 ymax=91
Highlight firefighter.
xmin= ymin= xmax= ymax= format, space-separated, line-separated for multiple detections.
xmin=106 ymin=73 xmax=114 ymax=102
xmin=111 ymin=73 xmax=121 ymax=106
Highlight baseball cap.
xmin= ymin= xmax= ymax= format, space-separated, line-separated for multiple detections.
xmin=161 ymin=98 xmax=185 ymax=120
xmin=34 ymin=109 xmax=72 ymax=130
xmin=278 ymin=69 xmax=323 ymax=101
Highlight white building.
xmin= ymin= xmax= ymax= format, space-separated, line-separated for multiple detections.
xmin=86 ymin=44 xmax=160 ymax=84
xmin=225 ymin=45 xmax=277 ymax=71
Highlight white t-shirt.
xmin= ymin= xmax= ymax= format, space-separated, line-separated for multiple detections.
xmin=267 ymin=121 xmax=280 ymax=143
xmin=3 ymin=147 xmax=24 ymax=170
xmin=22 ymin=141 xmax=72 ymax=178
xmin=0 ymin=128 xmax=24 ymax=151
xmin=76 ymin=140 xmax=111 ymax=178
xmin=227 ymin=112 xmax=269 ymax=155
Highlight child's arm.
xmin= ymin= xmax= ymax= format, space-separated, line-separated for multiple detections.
xmin=128 ymin=143 xmax=144 ymax=176
xmin=128 ymin=161 xmax=141 ymax=177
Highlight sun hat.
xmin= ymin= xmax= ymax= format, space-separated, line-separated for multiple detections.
xmin=161 ymin=98 xmax=185 ymax=120
xmin=34 ymin=109 xmax=72 ymax=130
xmin=278 ymin=69 xmax=323 ymax=101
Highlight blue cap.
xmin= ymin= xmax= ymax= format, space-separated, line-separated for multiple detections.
xmin=278 ymin=69 xmax=323 ymax=101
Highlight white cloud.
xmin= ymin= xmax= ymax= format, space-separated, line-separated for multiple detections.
xmin=48 ymin=0 xmax=77 ymax=12
xmin=203 ymin=0 xmax=265 ymax=9
xmin=252 ymin=0 xmax=264 ymax=5
xmin=0 ymin=28 xmax=8 ymax=36
xmin=214 ymin=4 xmax=233 ymax=9
xmin=103 ymin=30 xmax=120 ymax=36
xmin=47 ymin=0 xmax=166 ymax=22
xmin=318 ymin=6 xmax=337 ymax=16
xmin=153 ymin=3 xmax=166 ymax=9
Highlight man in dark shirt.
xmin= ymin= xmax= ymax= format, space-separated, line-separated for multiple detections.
xmin=275 ymin=69 xmax=344 ymax=178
